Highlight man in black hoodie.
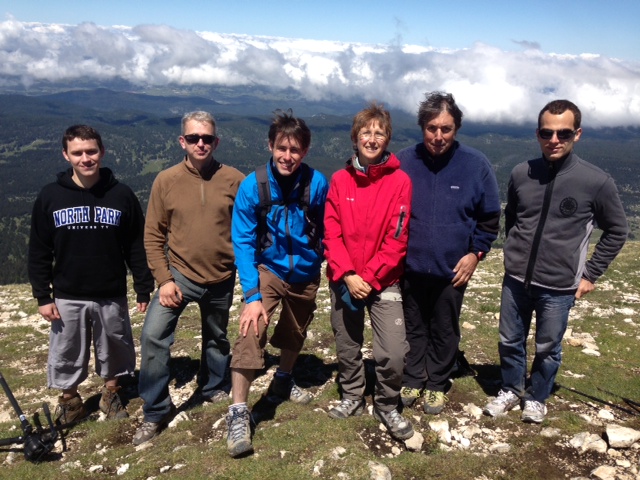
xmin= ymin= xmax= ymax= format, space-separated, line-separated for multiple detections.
xmin=28 ymin=125 xmax=154 ymax=425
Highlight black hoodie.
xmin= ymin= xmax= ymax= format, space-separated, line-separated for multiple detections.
xmin=28 ymin=167 xmax=154 ymax=305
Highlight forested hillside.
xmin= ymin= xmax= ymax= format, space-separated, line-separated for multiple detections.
xmin=1 ymin=89 xmax=639 ymax=284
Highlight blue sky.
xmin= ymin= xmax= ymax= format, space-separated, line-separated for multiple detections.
xmin=1 ymin=1 xmax=639 ymax=126
xmin=3 ymin=0 xmax=639 ymax=61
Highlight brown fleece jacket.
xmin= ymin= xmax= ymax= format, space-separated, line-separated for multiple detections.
xmin=145 ymin=157 xmax=245 ymax=286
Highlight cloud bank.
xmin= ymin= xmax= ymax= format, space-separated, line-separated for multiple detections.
xmin=1 ymin=19 xmax=639 ymax=127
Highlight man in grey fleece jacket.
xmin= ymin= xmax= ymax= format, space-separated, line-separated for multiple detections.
xmin=483 ymin=99 xmax=628 ymax=423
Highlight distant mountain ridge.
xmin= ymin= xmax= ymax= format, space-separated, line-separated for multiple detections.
xmin=0 ymin=87 xmax=638 ymax=285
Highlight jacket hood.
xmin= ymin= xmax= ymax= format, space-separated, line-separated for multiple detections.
xmin=347 ymin=151 xmax=400 ymax=182
xmin=56 ymin=167 xmax=119 ymax=192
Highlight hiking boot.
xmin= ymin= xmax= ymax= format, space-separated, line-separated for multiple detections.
xmin=268 ymin=376 xmax=313 ymax=404
xmin=132 ymin=406 xmax=176 ymax=446
xmin=99 ymin=385 xmax=128 ymax=420
xmin=400 ymin=387 xmax=422 ymax=407
xmin=521 ymin=400 xmax=547 ymax=424
xmin=328 ymin=398 xmax=366 ymax=419
xmin=226 ymin=407 xmax=254 ymax=458
xmin=423 ymin=390 xmax=448 ymax=415
xmin=483 ymin=390 xmax=520 ymax=417
xmin=55 ymin=394 xmax=88 ymax=426
xmin=373 ymin=407 xmax=414 ymax=441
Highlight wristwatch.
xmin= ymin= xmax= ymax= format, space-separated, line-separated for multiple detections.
xmin=474 ymin=251 xmax=486 ymax=261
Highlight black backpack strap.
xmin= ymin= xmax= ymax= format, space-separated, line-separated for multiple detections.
xmin=255 ymin=163 xmax=322 ymax=255
xmin=255 ymin=164 xmax=273 ymax=254
xmin=296 ymin=163 xmax=311 ymax=211
xmin=297 ymin=164 xmax=323 ymax=254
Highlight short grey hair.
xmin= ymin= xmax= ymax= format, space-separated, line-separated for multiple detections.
xmin=181 ymin=111 xmax=216 ymax=134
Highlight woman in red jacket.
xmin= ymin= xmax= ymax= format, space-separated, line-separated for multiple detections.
xmin=323 ymin=102 xmax=414 ymax=441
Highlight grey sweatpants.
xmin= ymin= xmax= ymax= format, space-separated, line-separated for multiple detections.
xmin=330 ymin=283 xmax=408 ymax=412
xmin=48 ymin=297 xmax=135 ymax=390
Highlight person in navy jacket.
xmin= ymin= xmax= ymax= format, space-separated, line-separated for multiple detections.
xmin=397 ymin=92 xmax=500 ymax=414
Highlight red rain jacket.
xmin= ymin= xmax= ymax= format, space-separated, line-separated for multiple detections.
xmin=323 ymin=153 xmax=412 ymax=290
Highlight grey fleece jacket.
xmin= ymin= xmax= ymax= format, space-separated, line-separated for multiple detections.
xmin=504 ymin=152 xmax=628 ymax=290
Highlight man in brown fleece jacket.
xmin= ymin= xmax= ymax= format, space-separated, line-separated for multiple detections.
xmin=133 ymin=111 xmax=245 ymax=446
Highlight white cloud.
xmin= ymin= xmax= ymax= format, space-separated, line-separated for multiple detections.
xmin=1 ymin=19 xmax=639 ymax=127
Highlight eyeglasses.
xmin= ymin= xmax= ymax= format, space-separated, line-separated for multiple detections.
xmin=358 ymin=131 xmax=387 ymax=141
xmin=538 ymin=129 xmax=576 ymax=141
xmin=183 ymin=134 xmax=217 ymax=145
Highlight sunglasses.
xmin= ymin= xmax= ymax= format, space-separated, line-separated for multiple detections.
xmin=538 ymin=129 xmax=576 ymax=141
xmin=183 ymin=134 xmax=217 ymax=145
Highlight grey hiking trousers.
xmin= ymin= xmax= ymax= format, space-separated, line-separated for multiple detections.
xmin=330 ymin=283 xmax=408 ymax=412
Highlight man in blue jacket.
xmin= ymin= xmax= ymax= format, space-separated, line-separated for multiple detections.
xmin=226 ymin=110 xmax=329 ymax=457
xmin=397 ymin=92 xmax=501 ymax=415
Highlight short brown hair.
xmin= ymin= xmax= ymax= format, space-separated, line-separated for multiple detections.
xmin=538 ymin=100 xmax=582 ymax=129
xmin=62 ymin=125 xmax=104 ymax=152
xmin=268 ymin=109 xmax=311 ymax=151
xmin=350 ymin=102 xmax=392 ymax=145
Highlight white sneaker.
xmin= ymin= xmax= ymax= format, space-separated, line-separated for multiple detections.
xmin=521 ymin=400 xmax=547 ymax=423
xmin=483 ymin=390 xmax=520 ymax=417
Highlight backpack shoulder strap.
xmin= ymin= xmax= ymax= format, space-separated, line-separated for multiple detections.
xmin=255 ymin=164 xmax=272 ymax=254
xmin=297 ymin=163 xmax=312 ymax=211
xmin=296 ymin=164 xmax=323 ymax=254
xmin=255 ymin=164 xmax=271 ymax=209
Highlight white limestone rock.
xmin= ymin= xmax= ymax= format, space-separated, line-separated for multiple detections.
xmin=597 ymin=409 xmax=615 ymax=420
xmin=606 ymin=424 xmax=640 ymax=448
xmin=590 ymin=465 xmax=617 ymax=480
xmin=570 ymin=432 xmax=607 ymax=453
xmin=368 ymin=461 xmax=392 ymax=480
xmin=405 ymin=431 xmax=424 ymax=452
xmin=429 ymin=419 xmax=451 ymax=444
xmin=488 ymin=443 xmax=511 ymax=454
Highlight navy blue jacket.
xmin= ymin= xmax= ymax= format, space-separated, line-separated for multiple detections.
xmin=397 ymin=141 xmax=500 ymax=281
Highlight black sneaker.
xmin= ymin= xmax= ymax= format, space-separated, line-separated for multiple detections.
xmin=268 ymin=376 xmax=313 ymax=404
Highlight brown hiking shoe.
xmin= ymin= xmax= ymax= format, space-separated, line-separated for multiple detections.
xmin=99 ymin=385 xmax=129 ymax=420
xmin=55 ymin=394 xmax=88 ymax=425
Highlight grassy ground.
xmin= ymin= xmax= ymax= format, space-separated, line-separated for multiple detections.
xmin=0 ymin=243 xmax=639 ymax=479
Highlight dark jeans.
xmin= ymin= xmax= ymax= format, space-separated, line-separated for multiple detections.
xmin=139 ymin=267 xmax=235 ymax=422
xmin=401 ymin=274 xmax=466 ymax=392
xmin=499 ymin=275 xmax=575 ymax=403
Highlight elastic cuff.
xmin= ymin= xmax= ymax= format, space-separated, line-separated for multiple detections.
xmin=37 ymin=297 xmax=54 ymax=307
